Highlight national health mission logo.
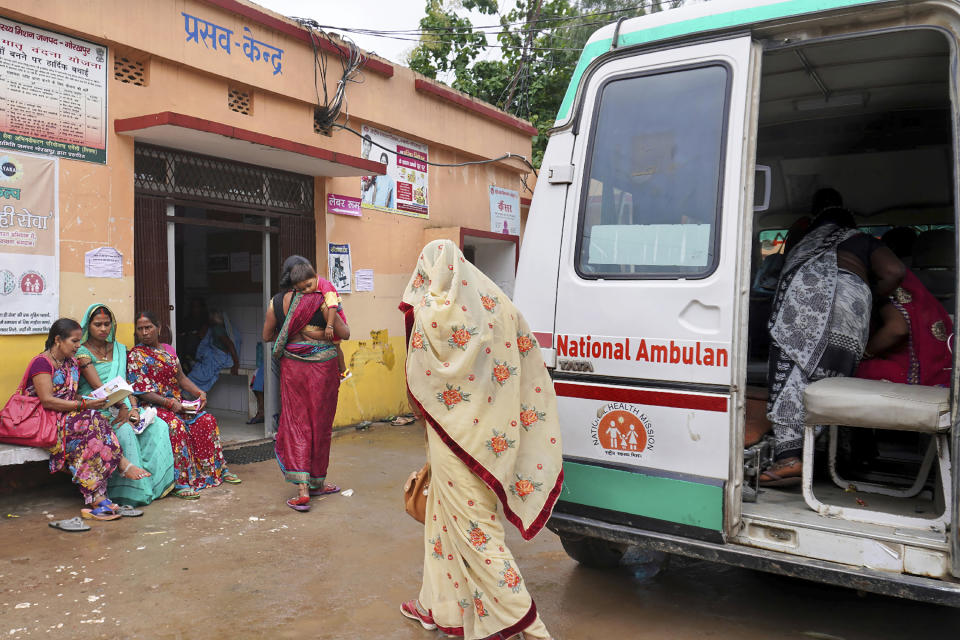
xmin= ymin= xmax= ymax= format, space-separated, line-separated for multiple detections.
xmin=590 ymin=402 xmax=655 ymax=460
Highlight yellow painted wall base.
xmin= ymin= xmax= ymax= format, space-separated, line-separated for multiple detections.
xmin=0 ymin=323 xmax=147 ymax=399
xmin=332 ymin=331 xmax=410 ymax=428
xmin=1 ymin=325 xmax=409 ymax=430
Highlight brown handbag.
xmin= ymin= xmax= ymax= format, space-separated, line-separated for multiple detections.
xmin=403 ymin=462 xmax=430 ymax=524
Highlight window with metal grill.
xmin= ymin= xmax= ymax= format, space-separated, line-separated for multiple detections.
xmin=133 ymin=144 xmax=314 ymax=215
xmin=114 ymin=56 xmax=147 ymax=86
xmin=228 ymin=87 xmax=252 ymax=115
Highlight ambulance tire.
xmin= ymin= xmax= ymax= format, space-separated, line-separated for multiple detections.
xmin=558 ymin=534 xmax=624 ymax=569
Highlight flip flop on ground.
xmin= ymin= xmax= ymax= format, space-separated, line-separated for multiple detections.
xmin=287 ymin=496 xmax=310 ymax=512
xmin=114 ymin=504 xmax=144 ymax=517
xmin=48 ymin=517 xmax=90 ymax=532
xmin=81 ymin=501 xmax=121 ymax=521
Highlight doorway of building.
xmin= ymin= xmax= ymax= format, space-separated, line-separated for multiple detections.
xmin=461 ymin=229 xmax=519 ymax=298
xmin=133 ymin=144 xmax=317 ymax=444
xmin=172 ymin=206 xmax=276 ymax=444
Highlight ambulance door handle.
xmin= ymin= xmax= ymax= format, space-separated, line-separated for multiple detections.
xmin=678 ymin=300 xmax=721 ymax=335
xmin=547 ymin=165 xmax=574 ymax=185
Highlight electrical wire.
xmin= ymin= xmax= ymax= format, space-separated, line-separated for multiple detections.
xmin=333 ymin=32 xmax=585 ymax=52
xmin=293 ymin=17 xmax=366 ymax=133
xmin=313 ymin=5 xmax=642 ymax=36
xmin=333 ymin=123 xmax=538 ymax=183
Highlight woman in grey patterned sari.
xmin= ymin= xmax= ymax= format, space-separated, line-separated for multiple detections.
xmin=761 ymin=200 xmax=905 ymax=486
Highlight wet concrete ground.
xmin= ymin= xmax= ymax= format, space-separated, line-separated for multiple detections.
xmin=2 ymin=422 xmax=960 ymax=639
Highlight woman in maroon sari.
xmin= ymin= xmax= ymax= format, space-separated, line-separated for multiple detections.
xmin=262 ymin=256 xmax=349 ymax=511
xmin=857 ymin=268 xmax=953 ymax=386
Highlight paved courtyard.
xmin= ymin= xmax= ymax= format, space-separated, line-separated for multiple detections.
xmin=1 ymin=423 xmax=959 ymax=639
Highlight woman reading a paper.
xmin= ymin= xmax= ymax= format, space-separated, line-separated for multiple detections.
xmin=77 ymin=304 xmax=176 ymax=506
xmin=127 ymin=311 xmax=240 ymax=499
xmin=20 ymin=319 xmax=123 ymax=521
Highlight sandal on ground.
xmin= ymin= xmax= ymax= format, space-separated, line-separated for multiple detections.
xmin=222 ymin=472 xmax=242 ymax=484
xmin=81 ymin=502 xmax=121 ymax=521
xmin=48 ymin=516 xmax=91 ymax=532
xmin=400 ymin=600 xmax=437 ymax=631
xmin=171 ymin=488 xmax=201 ymax=500
xmin=286 ymin=496 xmax=311 ymax=512
xmin=309 ymin=483 xmax=340 ymax=497
xmin=759 ymin=457 xmax=803 ymax=487
xmin=245 ymin=415 xmax=264 ymax=424
xmin=115 ymin=504 xmax=144 ymax=517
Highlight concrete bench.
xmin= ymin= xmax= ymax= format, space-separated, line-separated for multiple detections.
xmin=0 ymin=443 xmax=48 ymax=466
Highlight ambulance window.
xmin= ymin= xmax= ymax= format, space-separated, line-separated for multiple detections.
xmin=576 ymin=64 xmax=729 ymax=278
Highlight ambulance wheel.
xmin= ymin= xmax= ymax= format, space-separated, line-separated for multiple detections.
xmin=558 ymin=534 xmax=624 ymax=569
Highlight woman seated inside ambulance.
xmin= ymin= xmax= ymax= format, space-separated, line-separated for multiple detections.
xmin=856 ymin=259 xmax=952 ymax=387
xmin=760 ymin=190 xmax=905 ymax=486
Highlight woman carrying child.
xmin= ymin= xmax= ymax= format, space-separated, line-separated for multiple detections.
xmin=262 ymin=255 xmax=350 ymax=511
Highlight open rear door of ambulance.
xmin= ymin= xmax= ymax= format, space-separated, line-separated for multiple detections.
xmin=550 ymin=35 xmax=755 ymax=544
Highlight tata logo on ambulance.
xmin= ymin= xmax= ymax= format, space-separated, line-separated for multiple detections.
xmin=590 ymin=403 xmax=655 ymax=460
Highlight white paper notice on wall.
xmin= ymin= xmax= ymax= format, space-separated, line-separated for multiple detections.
xmin=84 ymin=247 xmax=123 ymax=279
xmin=355 ymin=269 xmax=374 ymax=292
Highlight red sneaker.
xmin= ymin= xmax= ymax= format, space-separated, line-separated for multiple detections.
xmin=400 ymin=600 xmax=437 ymax=630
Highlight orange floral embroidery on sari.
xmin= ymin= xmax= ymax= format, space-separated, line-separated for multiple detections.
xmin=437 ymin=384 xmax=470 ymax=409
xmin=510 ymin=474 xmax=543 ymax=500
xmin=486 ymin=429 xmax=515 ymax=457
xmin=448 ymin=325 xmax=478 ymax=350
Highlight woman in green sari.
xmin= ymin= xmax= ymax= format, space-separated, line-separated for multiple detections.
xmin=77 ymin=304 xmax=175 ymax=506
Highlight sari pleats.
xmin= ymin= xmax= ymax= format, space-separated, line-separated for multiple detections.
xmin=275 ymin=357 xmax=339 ymax=487
xmin=420 ymin=427 xmax=549 ymax=640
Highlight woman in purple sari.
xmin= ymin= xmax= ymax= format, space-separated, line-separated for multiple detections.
xmin=262 ymin=256 xmax=349 ymax=511
xmin=23 ymin=319 xmax=123 ymax=520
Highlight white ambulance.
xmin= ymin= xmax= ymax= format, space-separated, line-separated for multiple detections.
xmin=515 ymin=0 xmax=960 ymax=603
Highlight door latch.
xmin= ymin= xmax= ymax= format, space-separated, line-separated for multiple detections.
xmin=547 ymin=165 xmax=575 ymax=185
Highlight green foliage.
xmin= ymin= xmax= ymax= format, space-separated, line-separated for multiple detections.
xmin=408 ymin=0 xmax=687 ymax=166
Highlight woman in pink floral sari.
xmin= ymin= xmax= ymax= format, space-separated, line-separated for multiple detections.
xmin=23 ymin=319 xmax=123 ymax=520
xmin=399 ymin=240 xmax=562 ymax=640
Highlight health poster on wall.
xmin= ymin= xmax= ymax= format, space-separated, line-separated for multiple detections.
xmin=327 ymin=243 xmax=352 ymax=294
xmin=359 ymin=124 xmax=428 ymax=219
xmin=489 ymin=186 xmax=520 ymax=235
xmin=0 ymin=17 xmax=108 ymax=163
xmin=0 ymin=151 xmax=59 ymax=334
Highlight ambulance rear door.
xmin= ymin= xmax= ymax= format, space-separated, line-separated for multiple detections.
xmin=551 ymin=36 xmax=755 ymax=542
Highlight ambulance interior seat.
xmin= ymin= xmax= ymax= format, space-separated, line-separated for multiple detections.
xmin=911 ymin=228 xmax=955 ymax=309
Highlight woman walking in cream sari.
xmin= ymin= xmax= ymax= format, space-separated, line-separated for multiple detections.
xmin=400 ymin=240 xmax=562 ymax=640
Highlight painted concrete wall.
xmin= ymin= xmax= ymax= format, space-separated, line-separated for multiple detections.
xmin=0 ymin=0 xmax=534 ymax=428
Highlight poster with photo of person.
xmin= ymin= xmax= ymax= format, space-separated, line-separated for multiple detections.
xmin=360 ymin=125 xmax=428 ymax=219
